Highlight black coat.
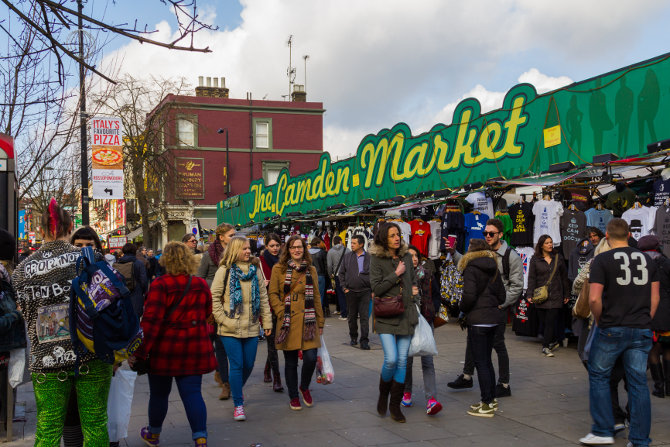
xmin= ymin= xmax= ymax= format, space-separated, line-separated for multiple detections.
xmin=458 ymin=251 xmax=506 ymax=325
xmin=0 ymin=273 xmax=27 ymax=352
xmin=526 ymin=253 xmax=571 ymax=309
xmin=649 ymin=252 xmax=670 ymax=331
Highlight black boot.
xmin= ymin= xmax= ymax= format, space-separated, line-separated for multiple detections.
xmin=273 ymin=369 xmax=284 ymax=392
xmin=264 ymin=360 xmax=272 ymax=383
xmin=377 ymin=376 xmax=392 ymax=416
xmin=664 ymin=360 xmax=670 ymax=397
xmin=650 ymin=363 xmax=665 ymax=398
xmin=389 ymin=380 xmax=406 ymax=423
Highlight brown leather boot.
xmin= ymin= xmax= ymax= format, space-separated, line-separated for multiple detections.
xmin=377 ymin=376 xmax=392 ymax=416
xmin=214 ymin=371 xmax=223 ymax=386
xmin=272 ymin=370 xmax=284 ymax=392
xmin=389 ymin=380 xmax=406 ymax=422
xmin=264 ymin=360 xmax=272 ymax=383
xmin=219 ymin=382 xmax=231 ymax=400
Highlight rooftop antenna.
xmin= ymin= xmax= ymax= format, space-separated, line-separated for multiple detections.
xmin=303 ymin=54 xmax=310 ymax=91
xmin=287 ymin=35 xmax=296 ymax=100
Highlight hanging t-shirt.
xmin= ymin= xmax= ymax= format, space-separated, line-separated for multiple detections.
xmin=653 ymin=178 xmax=670 ymax=207
xmin=465 ymin=192 xmax=494 ymax=218
xmin=428 ymin=220 xmax=441 ymax=259
xmin=585 ymin=208 xmax=613 ymax=234
xmin=495 ymin=212 xmax=513 ymax=245
xmin=396 ymin=220 xmax=412 ymax=246
xmin=532 ymin=200 xmax=564 ymax=245
xmin=514 ymin=246 xmax=535 ymax=291
xmin=560 ymin=208 xmax=587 ymax=259
xmin=509 ymin=202 xmax=534 ymax=247
xmin=655 ymin=206 xmax=670 ymax=258
xmin=464 ymin=212 xmax=489 ymax=251
xmin=621 ymin=206 xmax=656 ymax=240
xmin=606 ymin=187 xmax=636 ymax=217
xmin=409 ymin=220 xmax=431 ymax=257
xmin=565 ymin=188 xmax=592 ymax=211
xmin=440 ymin=212 xmax=465 ymax=252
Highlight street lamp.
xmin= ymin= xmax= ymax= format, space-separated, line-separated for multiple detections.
xmin=217 ymin=128 xmax=230 ymax=197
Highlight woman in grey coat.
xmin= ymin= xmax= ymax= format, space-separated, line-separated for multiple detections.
xmin=369 ymin=222 xmax=418 ymax=423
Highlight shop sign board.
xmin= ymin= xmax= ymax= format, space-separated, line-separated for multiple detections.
xmin=91 ymin=117 xmax=124 ymax=199
xmin=219 ymin=52 xmax=670 ymax=226
xmin=108 ymin=235 xmax=127 ymax=249
xmin=175 ymin=157 xmax=205 ymax=200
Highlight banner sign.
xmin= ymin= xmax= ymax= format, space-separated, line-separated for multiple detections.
xmin=91 ymin=117 xmax=124 ymax=199
xmin=108 ymin=235 xmax=127 ymax=249
xmin=18 ymin=210 xmax=25 ymax=239
xmin=175 ymin=157 xmax=205 ymax=200
xmin=219 ymin=53 xmax=670 ymax=226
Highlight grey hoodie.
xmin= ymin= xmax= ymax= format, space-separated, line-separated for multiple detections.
xmin=326 ymin=244 xmax=349 ymax=277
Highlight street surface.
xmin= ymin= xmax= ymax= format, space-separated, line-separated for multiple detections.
xmin=8 ymin=316 xmax=670 ymax=446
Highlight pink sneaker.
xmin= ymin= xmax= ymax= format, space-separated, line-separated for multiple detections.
xmin=401 ymin=392 xmax=413 ymax=407
xmin=233 ymin=405 xmax=246 ymax=421
xmin=140 ymin=426 xmax=160 ymax=446
xmin=426 ymin=398 xmax=442 ymax=415
xmin=299 ymin=387 xmax=313 ymax=407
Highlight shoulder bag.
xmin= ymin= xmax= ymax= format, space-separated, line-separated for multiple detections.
xmin=531 ymin=256 xmax=559 ymax=305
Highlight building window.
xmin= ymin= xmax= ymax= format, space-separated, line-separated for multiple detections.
xmin=253 ymin=118 xmax=272 ymax=150
xmin=177 ymin=118 xmax=195 ymax=147
xmin=262 ymin=161 xmax=289 ymax=186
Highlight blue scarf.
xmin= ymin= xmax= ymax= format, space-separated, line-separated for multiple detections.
xmin=229 ymin=263 xmax=260 ymax=318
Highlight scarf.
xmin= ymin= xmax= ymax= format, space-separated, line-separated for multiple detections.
xmin=228 ymin=263 xmax=260 ymax=318
xmin=275 ymin=259 xmax=316 ymax=344
xmin=262 ymin=250 xmax=279 ymax=271
xmin=208 ymin=239 xmax=225 ymax=266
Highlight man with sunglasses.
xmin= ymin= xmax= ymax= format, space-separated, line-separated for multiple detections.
xmin=447 ymin=218 xmax=523 ymax=397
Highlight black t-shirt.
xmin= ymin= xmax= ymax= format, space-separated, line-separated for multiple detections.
xmin=589 ymin=246 xmax=658 ymax=329
xmin=653 ymin=178 xmax=670 ymax=207
xmin=509 ymin=202 xmax=534 ymax=247
xmin=440 ymin=212 xmax=464 ymax=252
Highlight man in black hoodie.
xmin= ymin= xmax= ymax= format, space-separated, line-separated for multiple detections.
xmin=338 ymin=235 xmax=371 ymax=350
xmin=115 ymin=243 xmax=149 ymax=317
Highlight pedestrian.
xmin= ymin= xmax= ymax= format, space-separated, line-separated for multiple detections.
xmin=210 ymin=236 xmax=272 ymax=421
xmin=370 ymin=222 xmax=419 ymax=423
xmin=147 ymin=249 xmax=158 ymax=281
xmin=338 ymin=234 xmax=372 ymax=350
xmin=308 ymin=237 xmax=329 ymax=317
xmin=447 ymin=218 xmax=523 ymax=397
xmin=327 ymin=236 xmax=349 ymax=321
xmin=526 ymin=234 xmax=570 ymax=357
xmin=268 ymin=235 xmax=325 ymax=411
xmin=130 ymin=241 xmax=216 ymax=447
xmin=402 ymin=245 xmax=442 ymax=415
xmin=196 ymin=223 xmax=236 ymax=400
xmin=580 ymin=219 xmax=659 ymax=446
xmin=136 ymin=246 xmax=151 ymax=271
xmin=183 ymin=233 xmax=203 ymax=265
xmin=115 ymin=243 xmax=149 ymax=317
xmin=13 ymin=199 xmax=113 ymax=446
xmin=636 ymin=235 xmax=670 ymax=399
xmin=259 ymin=233 xmax=285 ymax=392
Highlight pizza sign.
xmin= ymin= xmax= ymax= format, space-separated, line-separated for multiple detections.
xmin=91 ymin=116 xmax=124 ymax=200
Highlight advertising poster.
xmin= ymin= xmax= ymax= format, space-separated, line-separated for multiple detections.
xmin=91 ymin=117 xmax=124 ymax=199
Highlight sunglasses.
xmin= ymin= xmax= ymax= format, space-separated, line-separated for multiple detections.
xmin=483 ymin=231 xmax=499 ymax=237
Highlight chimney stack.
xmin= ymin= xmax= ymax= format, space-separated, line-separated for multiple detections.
xmin=291 ymin=84 xmax=306 ymax=102
xmin=196 ymin=75 xmax=230 ymax=98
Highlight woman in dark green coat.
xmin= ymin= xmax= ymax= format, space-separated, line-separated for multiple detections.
xmin=369 ymin=222 xmax=418 ymax=423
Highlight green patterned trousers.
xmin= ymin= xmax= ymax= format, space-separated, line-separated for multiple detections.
xmin=32 ymin=360 xmax=112 ymax=447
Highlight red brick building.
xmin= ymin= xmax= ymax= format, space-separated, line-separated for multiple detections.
xmin=144 ymin=79 xmax=325 ymax=246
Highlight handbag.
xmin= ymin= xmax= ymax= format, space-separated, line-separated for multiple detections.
xmin=532 ymin=255 xmax=559 ymax=305
xmin=131 ymin=276 xmax=192 ymax=375
xmin=373 ymin=285 xmax=405 ymax=317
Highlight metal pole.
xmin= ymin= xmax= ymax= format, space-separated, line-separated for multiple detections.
xmin=225 ymin=129 xmax=230 ymax=197
xmin=78 ymin=0 xmax=89 ymax=225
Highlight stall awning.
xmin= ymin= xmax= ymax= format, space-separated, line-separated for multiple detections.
xmin=126 ymin=227 xmax=143 ymax=240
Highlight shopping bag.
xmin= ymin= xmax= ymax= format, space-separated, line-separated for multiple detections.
xmin=408 ymin=306 xmax=438 ymax=357
xmin=433 ymin=304 xmax=449 ymax=328
xmin=107 ymin=369 xmax=137 ymax=442
xmin=8 ymin=348 xmax=25 ymax=388
xmin=316 ymin=335 xmax=334 ymax=384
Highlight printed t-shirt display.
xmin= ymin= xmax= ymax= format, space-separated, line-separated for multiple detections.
xmin=568 ymin=241 xmax=594 ymax=282
xmin=532 ymin=199 xmax=564 ymax=245
xmin=653 ymin=177 xmax=670 ymax=207
xmin=606 ymin=186 xmax=636 ymax=217
xmin=589 ymin=247 xmax=657 ymax=329
xmin=655 ymin=206 xmax=670 ymax=258
xmin=560 ymin=208 xmax=587 ymax=259
xmin=495 ymin=212 xmax=513 ymax=245
xmin=509 ymin=202 xmax=534 ymax=247
xmin=621 ymin=206 xmax=656 ymax=240
xmin=396 ymin=220 xmax=412 ymax=247
xmin=585 ymin=207 xmax=613 ymax=234
xmin=428 ymin=220 xmax=442 ymax=259
xmin=440 ymin=212 xmax=464 ymax=252
xmin=464 ymin=212 xmax=489 ymax=251
xmin=514 ymin=246 xmax=535 ymax=291
xmin=409 ymin=219 xmax=431 ymax=257
xmin=465 ymin=192 xmax=494 ymax=218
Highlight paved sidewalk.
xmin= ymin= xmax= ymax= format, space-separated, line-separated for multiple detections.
xmin=7 ymin=315 xmax=670 ymax=446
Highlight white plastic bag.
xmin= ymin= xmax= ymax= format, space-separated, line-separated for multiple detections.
xmin=8 ymin=348 xmax=25 ymax=388
xmin=408 ymin=306 xmax=438 ymax=357
xmin=107 ymin=369 xmax=137 ymax=442
xmin=316 ymin=335 xmax=334 ymax=384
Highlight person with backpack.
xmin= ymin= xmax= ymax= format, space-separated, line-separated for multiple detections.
xmin=446 ymin=218 xmax=523 ymax=397
xmin=130 ymin=241 xmax=216 ymax=447
xmin=327 ymin=236 xmax=349 ymax=320
xmin=114 ymin=243 xmax=149 ymax=317
xmin=12 ymin=199 xmax=113 ymax=446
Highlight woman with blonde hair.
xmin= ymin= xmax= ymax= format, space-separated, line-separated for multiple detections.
xmin=196 ymin=222 xmax=235 ymax=399
xmin=131 ymin=242 xmax=216 ymax=447
xmin=211 ymin=236 xmax=272 ymax=421
xmin=268 ymin=235 xmax=325 ymax=410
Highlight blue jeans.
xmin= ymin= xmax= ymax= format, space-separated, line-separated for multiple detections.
xmin=334 ymin=277 xmax=347 ymax=317
xmin=148 ymin=374 xmax=207 ymax=440
xmin=221 ymin=336 xmax=259 ymax=407
xmin=588 ymin=326 xmax=653 ymax=446
xmin=379 ymin=333 xmax=411 ymax=383
xmin=318 ymin=275 xmax=327 ymax=313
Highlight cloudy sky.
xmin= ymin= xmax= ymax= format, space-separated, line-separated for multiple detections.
xmin=91 ymin=0 xmax=670 ymax=160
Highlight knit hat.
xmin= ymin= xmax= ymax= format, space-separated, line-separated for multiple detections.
xmin=0 ymin=229 xmax=16 ymax=261
xmin=637 ymin=235 xmax=660 ymax=252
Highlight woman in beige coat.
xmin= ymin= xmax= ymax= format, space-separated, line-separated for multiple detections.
xmin=269 ymin=235 xmax=325 ymax=411
xmin=211 ymin=236 xmax=272 ymax=422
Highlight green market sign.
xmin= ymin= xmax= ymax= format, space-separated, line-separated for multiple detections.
xmin=220 ymin=53 xmax=670 ymax=226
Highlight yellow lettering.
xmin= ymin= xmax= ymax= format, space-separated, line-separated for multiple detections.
xmin=276 ymin=174 xmax=287 ymax=215
xmin=390 ymin=134 xmax=406 ymax=182
xmin=360 ymin=139 xmax=393 ymax=188
xmin=403 ymin=143 xmax=433 ymax=178
xmin=336 ymin=167 xmax=350 ymax=193
xmin=478 ymin=122 xmax=502 ymax=160
xmin=325 ymin=171 xmax=335 ymax=194
xmin=248 ymin=184 xmax=262 ymax=219
xmin=499 ymin=96 xmax=527 ymax=156
xmin=434 ymin=135 xmax=451 ymax=171
xmin=445 ymin=109 xmax=477 ymax=170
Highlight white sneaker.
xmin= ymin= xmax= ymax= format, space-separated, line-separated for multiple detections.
xmin=579 ymin=433 xmax=614 ymax=445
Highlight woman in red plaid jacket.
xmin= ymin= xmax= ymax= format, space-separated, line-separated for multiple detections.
xmin=131 ymin=242 xmax=216 ymax=447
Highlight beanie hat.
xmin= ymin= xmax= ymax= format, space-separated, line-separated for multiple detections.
xmin=637 ymin=235 xmax=660 ymax=252
xmin=0 ymin=229 xmax=16 ymax=261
